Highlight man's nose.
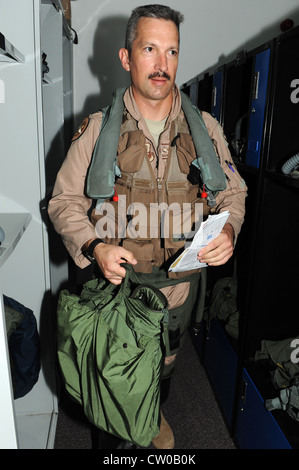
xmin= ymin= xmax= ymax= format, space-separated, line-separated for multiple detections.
xmin=155 ymin=52 xmax=168 ymax=72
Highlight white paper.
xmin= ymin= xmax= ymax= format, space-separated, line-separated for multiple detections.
xmin=168 ymin=211 xmax=230 ymax=272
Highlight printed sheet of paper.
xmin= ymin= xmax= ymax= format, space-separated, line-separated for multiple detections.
xmin=169 ymin=211 xmax=230 ymax=273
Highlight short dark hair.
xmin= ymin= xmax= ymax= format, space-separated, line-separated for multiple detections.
xmin=125 ymin=4 xmax=184 ymax=56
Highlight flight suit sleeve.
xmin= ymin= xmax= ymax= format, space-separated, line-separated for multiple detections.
xmin=48 ymin=113 xmax=103 ymax=269
xmin=202 ymin=112 xmax=248 ymax=242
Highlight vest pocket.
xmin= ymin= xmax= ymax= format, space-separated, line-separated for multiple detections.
xmin=117 ymin=142 xmax=144 ymax=173
xmin=122 ymin=239 xmax=155 ymax=273
xmin=165 ymin=184 xmax=204 ymax=246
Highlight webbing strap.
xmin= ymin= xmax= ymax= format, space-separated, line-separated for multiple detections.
xmin=86 ymin=87 xmax=126 ymax=199
xmin=180 ymin=91 xmax=226 ymax=192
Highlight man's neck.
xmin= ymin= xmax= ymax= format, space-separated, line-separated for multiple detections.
xmin=132 ymin=89 xmax=173 ymax=121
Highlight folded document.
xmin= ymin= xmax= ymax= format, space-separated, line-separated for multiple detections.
xmin=169 ymin=211 xmax=230 ymax=273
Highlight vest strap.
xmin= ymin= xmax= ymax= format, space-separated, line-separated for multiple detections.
xmin=86 ymin=87 xmax=126 ymax=199
xmin=180 ymin=91 xmax=226 ymax=192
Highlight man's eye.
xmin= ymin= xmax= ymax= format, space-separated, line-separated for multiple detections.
xmin=169 ymin=50 xmax=178 ymax=56
xmin=145 ymin=47 xmax=153 ymax=52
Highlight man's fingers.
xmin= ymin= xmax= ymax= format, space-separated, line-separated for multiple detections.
xmin=197 ymin=225 xmax=234 ymax=266
xmin=116 ymin=247 xmax=137 ymax=266
xmin=93 ymin=243 xmax=137 ymax=284
xmin=199 ymin=247 xmax=233 ymax=266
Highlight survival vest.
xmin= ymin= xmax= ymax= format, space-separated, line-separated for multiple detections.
xmin=87 ymin=87 xmax=227 ymax=276
xmin=86 ymin=87 xmax=226 ymax=205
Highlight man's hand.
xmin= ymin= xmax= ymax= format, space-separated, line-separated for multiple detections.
xmin=93 ymin=243 xmax=137 ymax=285
xmin=197 ymin=223 xmax=234 ymax=266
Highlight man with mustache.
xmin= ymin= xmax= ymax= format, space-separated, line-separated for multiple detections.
xmin=48 ymin=4 xmax=247 ymax=449
xmin=148 ymin=71 xmax=171 ymax=80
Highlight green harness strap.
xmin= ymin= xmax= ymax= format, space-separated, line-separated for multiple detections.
xmin=179 ymin=91 xmax=226 ymax=193
xmin=86 ymin=87 xmax=227 ymax=202
xmin=86 ymin=87 xmax=126 ymax=201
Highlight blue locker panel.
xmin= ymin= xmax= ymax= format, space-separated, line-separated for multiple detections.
xmin=211 ymin=70 xmax=224 ymax=123
xmin=235 ymin=369 xmax=292 ymax=449
xmin=245 ymin=48 xmax=271 ymax=167
xmin=189 ymin=81 xmax=198 ymax=105
xmin=203 ymin=319 xmax=238 ymax=426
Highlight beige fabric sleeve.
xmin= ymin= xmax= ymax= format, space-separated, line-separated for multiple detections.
xmin=48 ymin=113 xmax=102 ymax=268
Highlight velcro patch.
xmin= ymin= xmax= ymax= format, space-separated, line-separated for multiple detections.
xmin=72 ymin=117 xmax=90 ymax=141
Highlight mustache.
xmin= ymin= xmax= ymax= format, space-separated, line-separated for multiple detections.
xmin=148 ymin=71 xmax=171 ymax=80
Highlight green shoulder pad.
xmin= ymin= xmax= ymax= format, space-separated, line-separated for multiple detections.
xmin=86 ymin=87 xmax=126 ymax=198
xmin=180 ymin=91 xmax=226 ymax=192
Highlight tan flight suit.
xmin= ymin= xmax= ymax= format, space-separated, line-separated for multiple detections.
xmin=48 ymin=85 xmax=247 ymax=376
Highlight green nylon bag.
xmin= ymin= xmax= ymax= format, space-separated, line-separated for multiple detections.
xmin=57 ymin=265 xmax=169 ymax=447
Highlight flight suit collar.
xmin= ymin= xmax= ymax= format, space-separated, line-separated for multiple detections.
xmin=123 ymin=84 xmax=182 ymax=128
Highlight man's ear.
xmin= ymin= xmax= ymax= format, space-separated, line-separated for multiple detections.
xmin=119 ymin=48 xmax=130 ymax=72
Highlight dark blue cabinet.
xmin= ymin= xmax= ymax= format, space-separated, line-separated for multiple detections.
xmin=182 ymin=25 xmax=299 ymax=450
xmin=245 ymin=48 xmax=271 ymax=168
xmin=235 ymin=369 xmax=292 ymax=449
xmin=211 ymin=69 xmax=224 ymax=123
xmin=203 ymin=319 xmax=238 ymax=427
xmin=189 ymin=80 xmax=198 ymax=105
xmin=197 ymin=72 xmax=213 ymax=113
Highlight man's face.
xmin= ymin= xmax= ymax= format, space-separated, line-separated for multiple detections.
xmin=120 ymin=17 xmax=179 ymax=104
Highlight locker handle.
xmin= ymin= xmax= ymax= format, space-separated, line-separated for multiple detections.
xmin=253 ymin=71 xmax=260 ymax=100
xmin=212 ymin=86 xmax=217 ymax=107
xmin=240 ymin=378 xmax=248 ymax=411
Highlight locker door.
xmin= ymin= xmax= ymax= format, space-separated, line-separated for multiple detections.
xmin=203 ymin=319 xmax=238 ymax=427
xmin=235 ymin=369 xmax=292 ymax=449
xmin=211 ymin=69 xmax=224 ymax=123
xmin=245 ymin=48 xmax=271 ymax=168
xmin=189 ymin=80 xmax=198 ymax=105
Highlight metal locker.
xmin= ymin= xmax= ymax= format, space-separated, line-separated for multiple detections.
xmin=245 ymin=48 xmax=271 ymax=168
xmin=235 ymin=369 xmax=292 ymax=449
xmin=211 ymin=69 xmax=224 ymax=124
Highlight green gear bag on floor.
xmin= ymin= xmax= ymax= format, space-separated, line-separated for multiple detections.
xmin=57 ymin=264 xmax=169 ymax=447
